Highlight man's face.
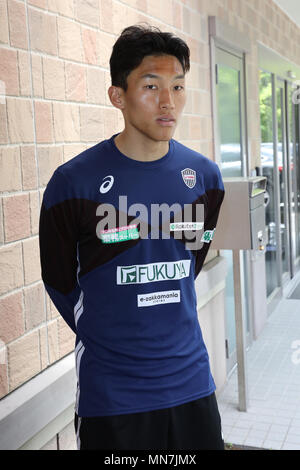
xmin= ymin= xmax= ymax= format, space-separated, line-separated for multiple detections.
xmin=118 ymin=54 xmax=187 ymax=142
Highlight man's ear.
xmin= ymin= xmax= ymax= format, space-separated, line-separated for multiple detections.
xmin=108 ymin=86 xmax=125 ymax=110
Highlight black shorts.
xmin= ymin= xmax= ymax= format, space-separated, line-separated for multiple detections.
xmin=74 ymin=392 xmax=224 ymax=450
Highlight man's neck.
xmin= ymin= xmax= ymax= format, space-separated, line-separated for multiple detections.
xmin=114 ymin=130 xmax=170 ymax=162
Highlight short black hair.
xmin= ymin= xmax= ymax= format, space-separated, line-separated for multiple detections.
xmin=109 ymin=23 xmax=190 ymax=91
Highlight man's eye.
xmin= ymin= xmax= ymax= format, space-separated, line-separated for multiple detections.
xmin=174 ymin=85 xmax=184 ymax=91
xmin=145 ymin=85 xmax=157 ymax=89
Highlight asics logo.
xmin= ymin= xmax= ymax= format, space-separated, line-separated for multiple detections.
xmin=100 ymin=175 xmax=114 ymax=194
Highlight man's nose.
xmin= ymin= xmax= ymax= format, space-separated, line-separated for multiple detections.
xmin=159 ymin=88 xmax=175 ymax=109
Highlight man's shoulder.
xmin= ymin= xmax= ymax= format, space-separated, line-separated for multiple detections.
xmin=172 ymin=139 xmax=223 ymax=184
xmin=43 ymin=137 xmax=113 ymax=207
xmin=56 ymin=139 xmax=108 ymax=178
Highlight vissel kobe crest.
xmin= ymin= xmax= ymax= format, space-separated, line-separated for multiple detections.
xmin=181 ymin=168 xmax=196 ymax=189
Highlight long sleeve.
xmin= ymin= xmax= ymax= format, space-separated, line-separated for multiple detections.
xmin=39 ymin=168 xmax=81 ymax=333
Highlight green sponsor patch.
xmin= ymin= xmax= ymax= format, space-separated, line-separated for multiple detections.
xmin=201 ymin=229 xmax=215 ymax=243
xmin=100 ymin=225 xmax=139 ymax=244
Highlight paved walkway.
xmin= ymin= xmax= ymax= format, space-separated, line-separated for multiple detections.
xmin=217 ymin=297 xmax=300 ymax=450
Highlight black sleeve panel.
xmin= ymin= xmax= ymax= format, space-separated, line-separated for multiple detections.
xmin=194 ymin=187 xmax=225 ymax=279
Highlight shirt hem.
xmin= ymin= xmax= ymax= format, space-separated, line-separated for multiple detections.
xmin=76 ymin=386 xmax=216 ymax=418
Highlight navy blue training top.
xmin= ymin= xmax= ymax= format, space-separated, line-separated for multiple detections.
xmin=39 ymin=133 xmax=225 ymax=417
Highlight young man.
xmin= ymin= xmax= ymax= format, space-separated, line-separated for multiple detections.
xmin=39 ymin=24 xmax=225 ymax=450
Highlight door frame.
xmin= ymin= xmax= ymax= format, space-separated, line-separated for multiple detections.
xmin=211 ymin=45 xmax=253 ymax=374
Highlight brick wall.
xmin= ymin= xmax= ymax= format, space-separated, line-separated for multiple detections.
xmin=1 ymin=0 xmax=300 ymax=400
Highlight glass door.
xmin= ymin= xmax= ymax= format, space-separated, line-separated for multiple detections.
xmin=215 ymin=47 xmax=249 ymax=372
xmin=215 ymin=48 xmax=246 ymax=178
xmin=259 ymin=71 xmax=280 ymax=297
xmin=259 ymin=73 xmax=300 ymax=305
xmin=276 ymin=79 xmax=291 ymax=286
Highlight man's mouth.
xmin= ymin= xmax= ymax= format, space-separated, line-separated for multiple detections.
xmin=156 ymin=116 xmax=176 ymax=126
